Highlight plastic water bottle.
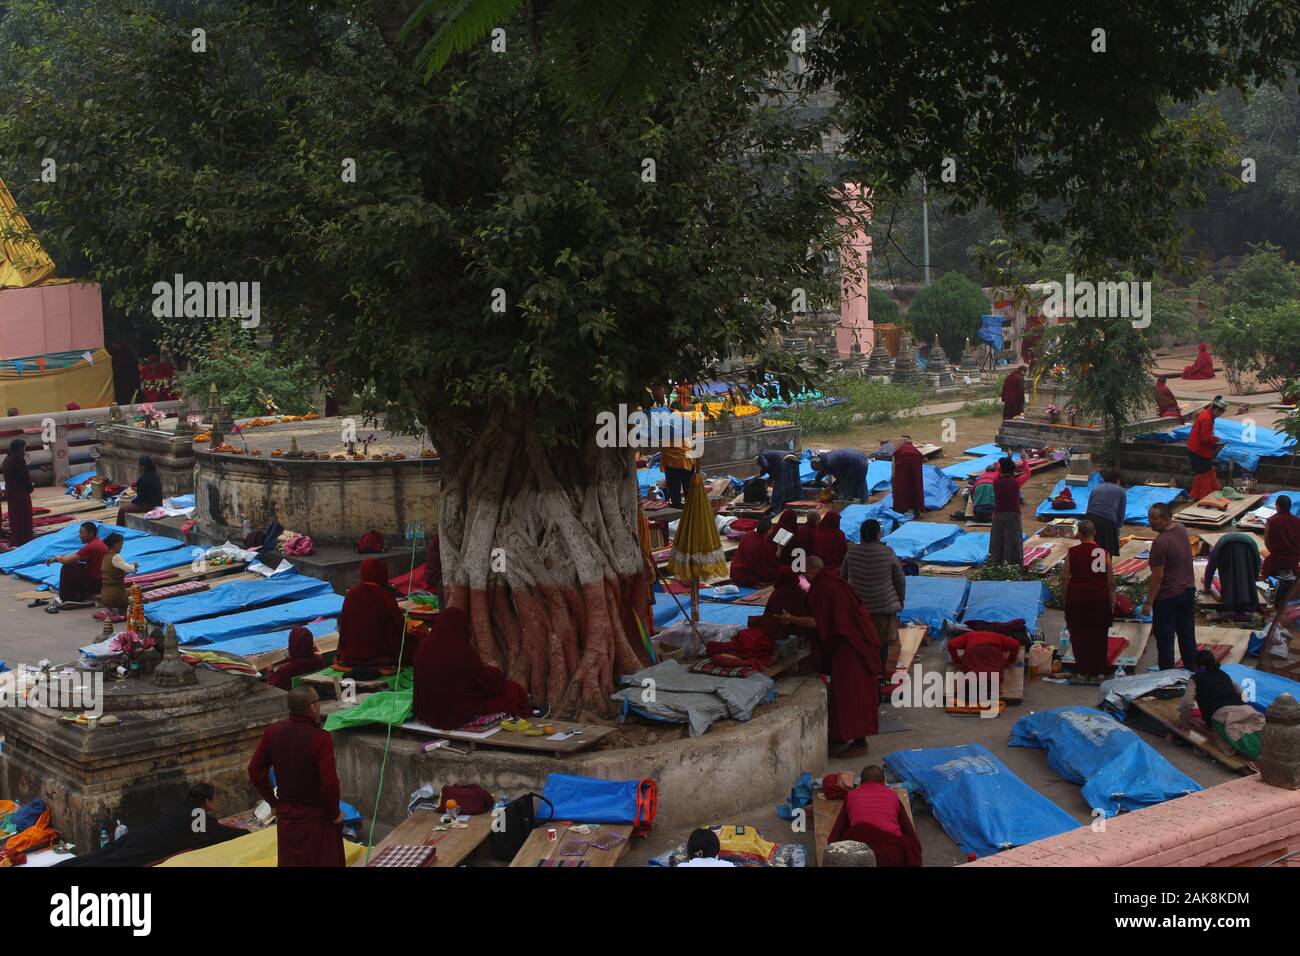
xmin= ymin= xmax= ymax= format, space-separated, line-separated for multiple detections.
xmin=1113 ymin=665 xmax=1127 ymax=679
xmin=99 ymin=827 xmax=110 ymax=849
xmin=1058 ymin=626 xmax=1070 ymax=654
xmin=114 ymin=819 xmax=128 ymax=841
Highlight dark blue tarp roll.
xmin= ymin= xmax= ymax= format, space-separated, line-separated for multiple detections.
xmin=962 ymin=580 xmax=1050 ymax=633
xmin=0 ymin=523 xmax=150 ymax=573
xmin=1008 ymin=706 xmax=1202 ymax=817
xmin=1222 ymin=663 xmax=1300 ymax=714
xmin=148 ymin=572 xmax=334 ymax=625
xmin=899 ymin=576 xmax=970 ymax=635
xmin=884 ymin=744 xmax=1078 ymax=857
xmin=175 ymin=594 xmax=345 ymax=644
xmin=190 ymin=617 xmax=338 ymax=656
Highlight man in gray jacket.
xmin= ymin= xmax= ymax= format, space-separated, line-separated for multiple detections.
xmin=841 ymin=519 xmax=906 ymax=672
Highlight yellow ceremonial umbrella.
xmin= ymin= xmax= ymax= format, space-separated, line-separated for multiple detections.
xmin=667 ymin=470 xmax=728 ymax=657
xmin=0 ymin=177 xmax=57 ymax=289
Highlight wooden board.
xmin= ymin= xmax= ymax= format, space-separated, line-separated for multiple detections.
xmin=244 ymin=632 xmax=338 ymax=674
xmin=301 ymin=668 xmax=390 ymax=699
xmin=399 ymin=717 xmax=615 ymax=756
xmin=1174 ymin=626 xmax=1255 ymax=667
xmin=1021 ymin=535 xmax=1072 ymax=572
xmin=1131 ymin=693 xmax=1251 ymax=773
xmin=917 ymin=443 xmax=943 ymax=459
xmin=363 ymin=809 xmax=493 ymax=868
xmin=918 ymin=562 xmax=973 ymax=575
xmin=1062 ymin=620 xmax=1150 ymax=669
xmin=763 ymin=646 xmax=810 ymax=678
xmin=1000 ymin=661 xmax=1025 ymax=702
xmin=1176 ymin=494 xmax=1264 ymax=528
xmin=509 ymin=822 xmax=633 ymax=867
xmin=894 ymin=624 xmax=928 ymax=674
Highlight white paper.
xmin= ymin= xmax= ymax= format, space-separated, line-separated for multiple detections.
xmin=773 ymin=528 xmax=793 ymax=546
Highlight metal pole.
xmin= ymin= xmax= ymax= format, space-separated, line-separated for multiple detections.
xmin=921 ymin=175 xmax=931 ymax=286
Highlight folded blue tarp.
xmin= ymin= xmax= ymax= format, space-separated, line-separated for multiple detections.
xmin=900 ymin=576 xmax=970 ymax=635
xmin=942 ymin=453 xmax=1022 ymax=480
xmin=839 ymin=502 xmax=911 ymax=542
xmin=64 ymin=470 xmax=95 ymax=490
xmin=15 ymin=539 xmax=197 ymax=586
xmin=1262 ymin=490 xmax=1300 ymax=509
xmin=882 ymin=522 xmax=962 ymax=560
xmin=1222 ymin=663 xmax=1300 ymax=715
xmin=652 ymin=591 xmax=763 ymax=629
xmin=1122 ymin=485 xmax=1187 ymax=526
xmin=1147 ymin=419 xmax=1296 ymax=473
xmin=637 ymin=464 xmax=665 ymax=497
xmin=867 ymin=459 xmax=893 ymax=493
xmin=148 ymin=572 xmax=334 ymax=625
xmin=964 ymin=443 xmax=1006 ymax=457
xmin=189 ymin=617 xmax=339 ymax=658
xmin=799 ymin=449 xmax=816 ymax=483
xmin=0 ymin=523 xmax=149 ymax=573
xmin=923 ymin=531 xmax=998 ymax=566
xmin=1009 ymin=706 xmax=1202 ymax=817
xmin=884 ymin=744 xmax=1078 ymax=857
xmin=175 ymin=594 xmax=345 ymax=645
xmin=879 ymin=465 xmax=959 ymax=512
xmin=962 ymin=580 xmax=1051 ymax=633
xmin=1035 ymin=472 xmax=1102 ymax=518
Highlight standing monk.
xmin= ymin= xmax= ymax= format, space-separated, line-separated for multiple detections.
xmin=1154 ymin=375 xmax=1184 ymax=422
xmin=1001 ymin=365 xmax=1027 ymax=419
xmin=3 ymin=438 xmax=34 ymax=545
xmin=778 ymin=556 xmax=880 ymax=757
xmin=247 ymin=686 xmax=346 ymax=867
xmin=890 ymin=436 xmax=925 ymax=517
xmin=1186 ymin=397 xmax=1226 ymax=501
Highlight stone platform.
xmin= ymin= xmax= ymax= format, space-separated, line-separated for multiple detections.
xmin=94 ymin=422 xmax=197 ymax=498
xmin=331 ymin=677 xmax=827 ymax=834
xmin=0 ymin=667 xmax=285 ymax=850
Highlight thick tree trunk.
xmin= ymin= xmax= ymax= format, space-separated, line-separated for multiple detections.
xmin=433 ymin=405 xmax=653 ymax=717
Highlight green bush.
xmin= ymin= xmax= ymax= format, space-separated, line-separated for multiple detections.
xmin=1224 ymin=242 xmax=1300 ymax=311
xmin=784 ymin=377 xmax=921 ymax=436
xmin=907 ymin=271 xmax=989 ymax=359
xmin=177 ymin=330 xmax=317 ymax=418
xmin=868 ymin=285 xmax=901 ymax=326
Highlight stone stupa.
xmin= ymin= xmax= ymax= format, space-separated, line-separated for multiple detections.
xmin=926 ymin=335 xmax=955 ymax=388
xmin=959 ymin=337 xmax=980 ymax=381
xmin=864 ymin=342 xmax=894 ymax=380
xmin=891 ymin=331 xmax=924 ymax=386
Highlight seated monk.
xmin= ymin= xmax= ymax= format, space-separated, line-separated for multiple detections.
xmin=267 ymin=626 xmax=327 ymax=691
xmin=1154 ymin=375 xmax=1184 ymax=422
xmin=827 ymin=765 xmax=922 ymax=867
xmin=729 ymin=515 xmax=781 ymax=587
xmin=1181 ymin=341 xmax=1214 ymax=380
xmin=1264 ymin=495 xmax=1300 ymax=578
xmin=334 ymin=557 xmax=406 ymax=672
xmin=412 ymin=606 xmax=531 ymax=729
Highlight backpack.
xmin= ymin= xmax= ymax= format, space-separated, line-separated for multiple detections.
xmin=489 ymin=792 xmax=554 ymax=862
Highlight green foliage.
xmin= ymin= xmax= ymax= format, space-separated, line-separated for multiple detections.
xmin=784 ymin=378 xmax=921 ymax=436
xmin=906 ymin=272 xmax=987 ymax=359
xmin=1223 ymin=242 xmax=1300 ymax=310
xmin=962 ymin=399 xmax=1002 ymax=418
xmin=1045 ymin=315 xmax=1154 ymax=444
xmin=1209 ymin=312 xmax=1260 ymax=394
xmin=1252 ymin=301 xmax=1300 ymax=390
xmin=971 ymin=563 xmax=1029 ymax=582
xmin=867 ymin=285 xmax=900 ymax=327
xmin=176 ymin=330 xmax=316 ymax=419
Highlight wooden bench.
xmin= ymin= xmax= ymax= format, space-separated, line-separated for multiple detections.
xmin=398 ymin=717 xmax=615 ymax=756
xmin=363 ymin=809 xmax=494 ymax=867
xmin=509 ymin=822 xmax=634 ymax=867
xmin=1131 ymin=693 xmax=1252 ymax=774
xmin=812 ymin=785 xmax=914 ymax=866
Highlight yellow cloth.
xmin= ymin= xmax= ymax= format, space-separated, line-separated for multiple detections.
xmin=667 ymin=471 xmax=727 ymax=581
xmin=716 ymin=824 xmax=776 ymax=859
xmin=0 ymin=347 xmax=114 ymax=410
xmin=0 ymin=177 xmax=57 ymax=288
xmin=155 ymin=824 xmax=366 ymax=867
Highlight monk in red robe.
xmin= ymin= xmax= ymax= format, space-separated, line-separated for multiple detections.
xmin=1186 ymin=398 xmax=1225 ymax=500
xmin=412 ymin=607 xmax=531 ymax=729
xmin=778 ymin=556 xmax=881 ymax=756
xmin=267 ymin=626 xmax=327 ymax=691
xmin=1154 ymin=375 xmax=1184 ymax=422
xmin=1001 ymin=365 xmax=1026 ymax=419
xmin=773 ymin=509 xmax=802 ymax=566
xmin=1264 ymin=495 xmax=1300 ymax=578
xmin=812 ymin=510 xmax=848 ymax=569
xmin=761 ymin=568 xmax=815 ymax=644
xmin=247 ymin=686 xmax=346 ymax=867
xmin=335 ymin=557 xmax=407 ymax=671
xmin=3 ymin=438 xmax=34 ymax=545
xmin=1182 ymin=342 xmax=1214 ymax=380
xmin=827 ymin=765 xmax=922 ymax=866
xmin=890 ymin=437 xmax=925 ymax=516
xmin=729 ymin=516 xmax=781 ymax=586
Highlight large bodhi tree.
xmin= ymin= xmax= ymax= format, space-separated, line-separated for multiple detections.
xmin=5 ymin=0 xmax=1300 ymax=711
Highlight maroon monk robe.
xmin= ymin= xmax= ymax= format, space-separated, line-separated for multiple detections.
xmin=412 ymin=607 xmax=530 ymax=729
xmin=808 ymin=570 xmax=881 ymax=740
xmin=795 ymin=519 xmax=818 ymax=564
xmin=775 ymin=509 xmax=801 ymax=565
xmin=812 ymin=511 xmax=848 ymax=569
xmin=1182 ymin=341 xmax=1214 ymax=380
xmin=1000 ymin=368 xmax=1025 ymax=418
xmin=267 ymin=626 xmax=327 ymax=691
xmin=1155 ymin=381 xmax=1184 ymax=422
xmin=890 ymin=441 xmax=925 ymax=515
xmin=335 ymin=557 xmax=406 ymax=668
xmin=729 ymin=528 xmax=781 ymax=587
xmin=3 ymin=448 xmax=34 ymax=545
xmin=1264 ymin=510 xmax=1300 ymax=577
xmin=827 ymin=782 xmax=923 ymax=867
xmin=247 ymin=713 xmax=346 ymax=867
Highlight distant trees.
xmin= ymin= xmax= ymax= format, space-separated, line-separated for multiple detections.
xmin=906 ymin=272 xmax=987 ymax=358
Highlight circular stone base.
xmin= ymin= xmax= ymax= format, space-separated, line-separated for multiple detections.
xmin=332 ymin=678 xmax=828 ymax=834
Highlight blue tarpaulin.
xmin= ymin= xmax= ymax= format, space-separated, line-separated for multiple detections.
xmin=15 ymin=538 xmax=197 ymax=586
xmin=977 ymin=314 xmax=1004 ymax=351
xmin=0 ymin=524 xmax=149 ymax=574
xmin=839 ymin=502 xmax=912 ymax=542
xmin=652 ymin=591 xmax=763 ymax=629
xmin=900 ymin=576 xmax=970 ymax=635
xmin=1144 ymin=419 xmax=1296 ymax=473
xmin=799 ymin=449 xmax=816 ymax=483
xmin=1262 ymin=490 xmax=1300 ymax=509
xmin=64 ymin=470 xmax=95 ymax=490
xmin=922 ymin=531 xmax=1003 ymax=566
xmin=884 ymin=744 xmax=1078 ymax=858
xmin=1009 ymin=706 xmax=1202 ymax=817
xmin=148 ymin=572 xmax=334 ymax=625
xmin=879 ymin=465 xmax=959 ymax=512
xmin=962 ymin=580 xmax=1051 ymax=633
xmin=191 ymin=617 xmax=339 ymax=657
xmin=964 ymin=443 xmax=1006 ymax=456
xmin=867 ymin=459 xmax=893 ymax=493
xmin=1035 ymin=472 xmax=1102 ymax=518
xmin=175 ymin=594 xmax=345 ymax=645
xmin=942 ymin=454 xmax=1006 ymax=480
xmin=1122 ymin=486 xmax=1187 ymax=526
xmin=637 ymin=464 xmax=665 ymax=497
xmin=1222 ymin=664 xmax=1300 ymax=714
xmin=881 ymin=522 xmax=962 ymax=560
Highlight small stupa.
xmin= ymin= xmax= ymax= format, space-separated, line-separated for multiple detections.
xmin=864 ymin=342 xmax=893 ymax=379
xmin=891 ymin=331 xmax=924 ymax=386
xmin=959 ymin=337 xmax=980 ymax=376
xmin=926 ymin=335 xmax=955 ymax=388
